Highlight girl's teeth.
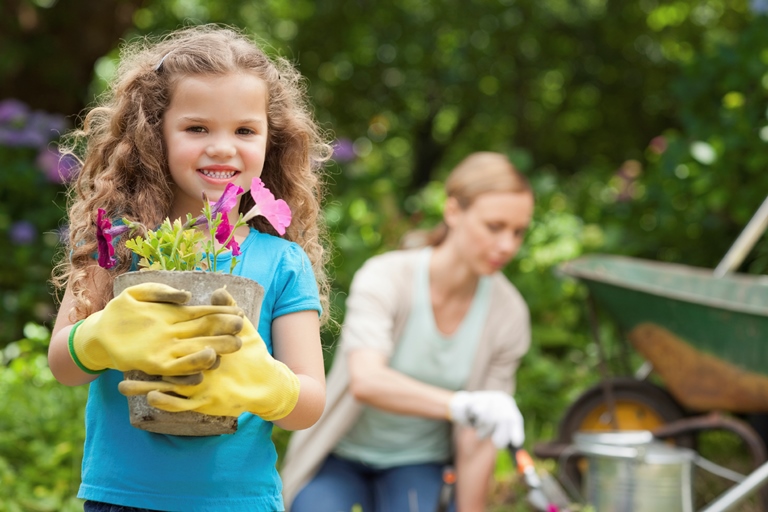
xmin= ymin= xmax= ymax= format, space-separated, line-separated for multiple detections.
xmin=201 ymin=170 xmax=236 ymax=179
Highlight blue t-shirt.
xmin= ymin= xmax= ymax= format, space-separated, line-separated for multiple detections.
xmin=78 ymin=229 xmax=321 ymax=512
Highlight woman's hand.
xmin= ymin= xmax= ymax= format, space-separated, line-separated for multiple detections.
xmin=449 ymin=390 xmax=525 ymax=448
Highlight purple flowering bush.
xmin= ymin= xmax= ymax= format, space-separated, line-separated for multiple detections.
xmin=0 ymin=98 xmax=75 ymax=347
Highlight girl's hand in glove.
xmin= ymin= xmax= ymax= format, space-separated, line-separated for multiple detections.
xmin=448 ymin=390 xmax=525 ymax=449
xmin=117 ymin=288 xmax=301 ymax=422
xmin=69 ymin=282 xmax=244 ymax=375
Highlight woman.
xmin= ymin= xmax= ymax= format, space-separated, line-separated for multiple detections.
xmin=282 ymin=152 xmax=534 ymax=511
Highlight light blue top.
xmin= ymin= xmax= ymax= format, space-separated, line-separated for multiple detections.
xmin=333 ymin=247 xmax=491 ymax=467
xmin=78 ymin=229 xmax=321 ymax=512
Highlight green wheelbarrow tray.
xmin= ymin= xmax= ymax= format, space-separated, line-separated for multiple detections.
xmin=559 ymin=254 xmax=768 ymax=413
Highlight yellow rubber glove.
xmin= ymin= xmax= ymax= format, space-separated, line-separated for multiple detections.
xmin=69 ymin=282 xmax=244 ymax=375
xmin=117 ymin=288 xmax=300 ymax=422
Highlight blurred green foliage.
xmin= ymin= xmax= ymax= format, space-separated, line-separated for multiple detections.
xmin=3 ymin=0 xmax=768 ymax=509
xmin=0 ymin=323 xmax=86 ymax=512
xmin=0 ymin=99 xmax=72 ymax=345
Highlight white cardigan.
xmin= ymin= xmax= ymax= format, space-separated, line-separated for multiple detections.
xmin=280 ymin=249 xmax=531 ymax=509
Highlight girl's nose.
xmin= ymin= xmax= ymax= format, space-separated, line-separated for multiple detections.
xmin=206 ymin=140 xmax=236 ymax=159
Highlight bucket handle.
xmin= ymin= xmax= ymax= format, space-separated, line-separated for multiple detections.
xmin=576 ymin=443 xmax=640 ymax=459
xmin=694 ymin=454 xmax=745 ymax=484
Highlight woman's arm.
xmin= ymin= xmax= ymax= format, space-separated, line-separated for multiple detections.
xmin=454 ymin=426 xmax=497 ymax=511
xmin=347 ymin=348 xmax=454 ymax=419
xmin=341 ymin=253 xmax=457 ymax=419
xmin=271 ymin=310 xmax=326 ymax=431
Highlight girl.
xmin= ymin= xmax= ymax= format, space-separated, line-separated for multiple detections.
xmin=49 ymin=24 xmax=331 ymax=512
xmin=281 ymin=152 xmax=534 ymax=512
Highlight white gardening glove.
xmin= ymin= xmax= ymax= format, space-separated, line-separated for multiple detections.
xmin=448 ymin=390 xmax=525 ymax=449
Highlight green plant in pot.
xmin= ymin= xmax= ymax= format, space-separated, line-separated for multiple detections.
xmin=95 ymin=178 xmax=290 ymax=436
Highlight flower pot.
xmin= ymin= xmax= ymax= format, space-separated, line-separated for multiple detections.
xmin=113 ymin=270 xmax=265 ymax=436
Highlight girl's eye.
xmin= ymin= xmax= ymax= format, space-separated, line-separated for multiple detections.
xmin=186 ymin=126 xmax=206 ymax=133
xmin=236 ymin=127 xmax=256 ymax=135
xmin=487 ymin=223 xmax=504 ymax=233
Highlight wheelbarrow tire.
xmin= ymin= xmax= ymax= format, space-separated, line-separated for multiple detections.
xmin=554 ymin=377 xmax=695 ymax=492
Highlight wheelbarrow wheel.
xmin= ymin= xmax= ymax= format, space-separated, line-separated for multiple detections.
xmin=554 ymin=377 xmax=695 ymax=492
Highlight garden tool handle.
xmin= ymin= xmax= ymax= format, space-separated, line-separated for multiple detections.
xmin=713 ymin=194 xmax=768 ymax=278
xmin=510 ymin=444 xmax=544 ymax=488
xmin=434 ymin=464 xmax=456 ymax=512
xmin=510 ymin=444 xmax=572 ymax=512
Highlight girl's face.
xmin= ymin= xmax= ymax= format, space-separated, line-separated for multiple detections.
xmin=163 ymin=72 xmax=269 ymax=220
xmin=444 ymin=190 xmax=534 ymax=275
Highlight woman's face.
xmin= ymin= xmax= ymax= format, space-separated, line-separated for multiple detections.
xmin=444 ymin=190 xmax=534 ymax=275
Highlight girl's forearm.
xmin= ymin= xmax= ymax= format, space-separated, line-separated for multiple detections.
xmin=272 ymin=374 xmax=326 ymax=430
xmin=48 ymin=325 xmax=99 ymax=386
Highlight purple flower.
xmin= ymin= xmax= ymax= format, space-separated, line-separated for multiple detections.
xmin=95 ymin=209 xmax=130 ymax=269
xmin=191 ymin=183 xmax=245 ymax=228
xmin=26 ymin=110 xmax=67 ymax=141
xmin=36 ymin=148 xmax=79 ymax=184
xmin=331 ymin=138 xmax=356 ymax=162
xmin=0 ymin=125 xmax=47 ymax=147
xmin=0 ymin=99 xmax=28 ymax=124
xmin=0 ymin=99 xmax=68 ymax=148
xmin=752 ymin=0 xmax=768 ymax=14
xmin=9 ymin=221 xmax=36 ymax=245
xmin=211 ymin=183 xmax=244 ymax=217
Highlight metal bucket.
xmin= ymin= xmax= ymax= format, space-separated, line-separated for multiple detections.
xmin=575 ymin=431 xmax=696 ymax=512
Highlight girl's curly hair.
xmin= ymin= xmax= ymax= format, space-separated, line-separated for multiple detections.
xmin=53 ymin=24 xmax=333 ymax=324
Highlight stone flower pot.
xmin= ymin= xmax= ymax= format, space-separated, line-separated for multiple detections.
xmin=113 ymin=270 xmax=264 ymax=436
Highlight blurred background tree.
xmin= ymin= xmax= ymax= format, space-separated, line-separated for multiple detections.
xmin=2 ymin=0 xmax=768 ymax=509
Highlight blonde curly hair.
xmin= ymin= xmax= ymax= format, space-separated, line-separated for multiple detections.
xmin=53 ymin=24 xmax=333 ymax=323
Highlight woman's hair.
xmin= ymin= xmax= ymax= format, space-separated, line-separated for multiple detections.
xmin=402 ymin=152 xmax=532 ymax=248
xmin=53 ymin=24 xmax=333 ymax=323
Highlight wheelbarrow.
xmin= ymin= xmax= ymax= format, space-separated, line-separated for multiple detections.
xmin=533 ymin=196 xmax=768 ymax=511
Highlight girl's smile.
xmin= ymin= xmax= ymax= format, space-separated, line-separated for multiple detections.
xmin=163 ymin=72 xmax=269 ymax=222
xmin=199 ymin=165 xmax=239 ymax=181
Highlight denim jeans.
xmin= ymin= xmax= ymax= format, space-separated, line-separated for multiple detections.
xmin=291 ymin=454 xmax=456 ymax=512
xmin=84 ymin=501 xmax=166 ymax=512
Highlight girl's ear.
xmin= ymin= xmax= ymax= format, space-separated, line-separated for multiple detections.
xmin=443 ymin=196 xmax=462 ymax=228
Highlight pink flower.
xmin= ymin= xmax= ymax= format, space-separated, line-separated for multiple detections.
xmin=215 ymin=214 xmax=241 ymax=256
xmin=95 ymin=209 xmax=129 ymax=269
xmin=242 ymin=177 xmax=292 ymax=235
